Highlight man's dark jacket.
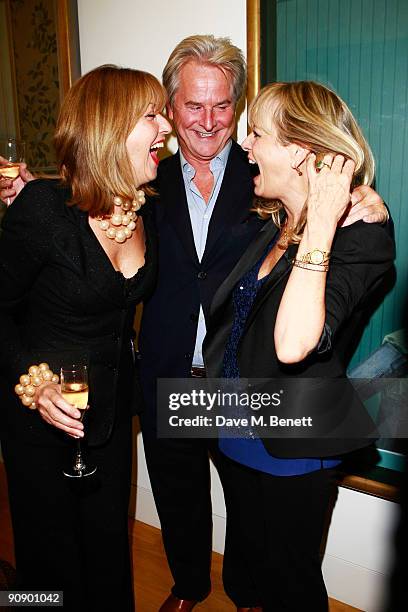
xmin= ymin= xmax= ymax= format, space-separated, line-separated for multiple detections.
xmin=138 ymin=141 xmax=263 ymax=422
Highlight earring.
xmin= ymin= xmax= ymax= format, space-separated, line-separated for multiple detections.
xmin=291 ymin=163 xmax=302 ymax=176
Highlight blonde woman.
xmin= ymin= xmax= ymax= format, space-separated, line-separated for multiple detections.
xmin=0 ymin=65 xmax=170 ymax=611
xmin=204 ymin=81 xmax=394 ymax=611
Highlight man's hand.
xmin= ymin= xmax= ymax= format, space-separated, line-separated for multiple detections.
xmin=341 ymin=185 xmax=389 ymax=226
xmin=0 ymin=156 xmax=35 ymax=205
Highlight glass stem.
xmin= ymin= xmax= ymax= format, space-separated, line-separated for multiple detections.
xmin=74 ymin=439 xmax=85 ymax=473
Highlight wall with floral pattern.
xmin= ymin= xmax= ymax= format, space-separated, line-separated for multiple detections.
xmin=10 ymin=0 xmax=59 ymax=171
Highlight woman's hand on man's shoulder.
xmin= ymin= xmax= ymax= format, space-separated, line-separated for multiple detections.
xmin=341 ymin=185 xmax=389 ymax=226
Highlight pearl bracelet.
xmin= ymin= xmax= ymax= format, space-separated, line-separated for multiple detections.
xmin=14 ymin=363 xmax=59 ymax=410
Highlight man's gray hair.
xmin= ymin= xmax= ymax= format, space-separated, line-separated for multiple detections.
xmin=163 ymin=34 xmax=247 ymax=106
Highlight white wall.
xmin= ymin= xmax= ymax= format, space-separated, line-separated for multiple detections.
xmin=77 ymin=0 xmax=248 ymax=151
xmin=77 ymin=2 xmax=399 ymax=610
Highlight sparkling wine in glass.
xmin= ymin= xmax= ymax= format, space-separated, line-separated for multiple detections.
xmin=0 ymin=138 xmax=26 ymax=205
xmin=61 ymin=365 xmax=96 ymax=478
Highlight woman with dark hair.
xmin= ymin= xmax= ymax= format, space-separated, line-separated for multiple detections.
xmin=0 ymin=64 xmax=170 ymax=611
xmin=204 ymin=81 xmax=395 ymax=611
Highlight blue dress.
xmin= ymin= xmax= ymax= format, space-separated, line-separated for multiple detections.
xmin=220 ymin=241 xmax=340 ymax=476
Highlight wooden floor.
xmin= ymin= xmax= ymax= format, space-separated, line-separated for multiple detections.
xmin=0 ymin=462 xmax=361 ymax=611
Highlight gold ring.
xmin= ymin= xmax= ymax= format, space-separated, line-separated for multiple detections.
xmin=316 ymin=160 xmax=331 ymax=170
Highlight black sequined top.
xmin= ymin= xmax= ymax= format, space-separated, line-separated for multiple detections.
xmin=0 ymin=179 xmax=158 ymax=445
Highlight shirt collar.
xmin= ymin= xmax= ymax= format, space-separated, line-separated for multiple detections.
xmin=180 ymin=140 xmax=232 ymax=178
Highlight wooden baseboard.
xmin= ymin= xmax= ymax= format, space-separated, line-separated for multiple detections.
xmin=339 ymin=473 xmax=399 ymax=502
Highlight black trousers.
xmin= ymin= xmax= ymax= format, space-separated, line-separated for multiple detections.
xmin=140 ymin=429 xmax=213 ymax=601
xmin=220 ymin=455 xmax=337 ymax=612
xmin=1 ymin=418 xmax=134 ymax=612
xmin=140 ymin=423 xmax=263 ymax=606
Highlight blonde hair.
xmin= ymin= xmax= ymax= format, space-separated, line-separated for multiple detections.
xmin=54 ymin=64 xmax=166 ymax=217
xmin=249 ymin=81 xmax=375 ymax=236
xmin=163 ymin=34 xmax=246 ymax=106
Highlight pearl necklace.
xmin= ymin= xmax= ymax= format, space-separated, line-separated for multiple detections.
xmin=98 ymin=190 xmax=146 ymax=243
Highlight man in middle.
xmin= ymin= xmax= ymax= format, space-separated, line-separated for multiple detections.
xmin=139 ymin=35 xmax=264 ymax=612
xmin=138 ymin=34 xmax=388 ymax=612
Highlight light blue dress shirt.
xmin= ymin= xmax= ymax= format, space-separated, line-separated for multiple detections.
xmin=179 ymin=141 xmax=232 ymax=367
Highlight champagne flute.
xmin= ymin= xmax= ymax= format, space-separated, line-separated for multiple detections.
xmin=0 ymin=138 xmax=26 ymax=205
xmin=61 ymin=365 xmax=97 ymax=478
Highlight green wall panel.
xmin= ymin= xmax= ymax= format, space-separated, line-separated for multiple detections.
xmin=262 ymin=0 xmax=408 ymax=368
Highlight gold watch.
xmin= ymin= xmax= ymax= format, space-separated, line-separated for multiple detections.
xmin=296 ymin=249 xmax=331 ymax=265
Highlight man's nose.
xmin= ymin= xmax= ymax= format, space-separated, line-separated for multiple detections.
xmin=199 ymin=109 xmax=216 ymax=132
